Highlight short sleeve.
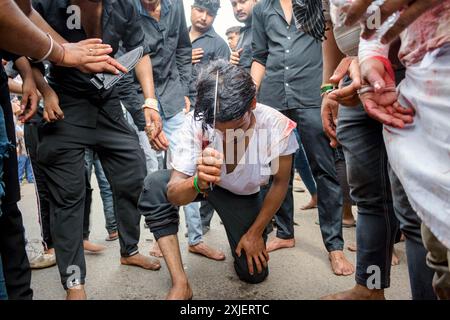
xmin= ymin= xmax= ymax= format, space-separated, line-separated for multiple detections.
xmin=170 ymin=113 xmax=202 ymax=176
xmin=280 ymin=132 xmax=299 ymax=156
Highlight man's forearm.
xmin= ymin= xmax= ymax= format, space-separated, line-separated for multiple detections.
xmin=14 ymin=56 xmax=33 ymax=80
xmin=250 ymin=61 xmax=266 ymax=92
xmin=32 ymin=66 xmax=52 ymax=96
xmin=248 ymin=156 xmax=292 ymax=236
xmin=8 ymin=78 xmax=22 ymax=94
xmin=322 ymin=21 xmax=345 ymax=83
xmin=167 ymin=176 xmax=199 ymax=206
xmin=27 ymin=7 xmax=67 ymax=43
xmin=135 ymin=55 xmax=156 ymax=100
xmin=0 ymin=0 xmax=64 ymax=61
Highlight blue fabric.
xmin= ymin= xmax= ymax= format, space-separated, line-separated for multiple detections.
xmin=293 ymin=129 xmax=317 ymax=195
xmin=17 ymin=155 xmax=34 ymax=183
xmin=0 ymin=255 xmax=7 ymax=300
xmin=0 ymin=104 xmax=13 ymax=215
xmin=85 ymin=149 xmax=117 ymax=233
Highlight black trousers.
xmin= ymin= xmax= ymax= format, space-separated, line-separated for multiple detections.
xmin=272 ymin=107 xmax=344 ymax=252
xmin=138 ymin=170 xmax=269 ymax=284
xmin=36 ymin=94 xmax=146 ymax=289
xmin=25 ymin=121 xmax=53 ymax=250
xmin=0 ymin=80 xmax=32 ymax=299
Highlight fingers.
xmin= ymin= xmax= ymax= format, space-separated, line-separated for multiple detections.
xmin=329 ymin=57 xmax=353 ymax=84
xmin=86 ymin=44 xmax=113 ymax=57
xmin=192 ymin=48 xmax=204 ymax=64
xmin=150 ymin=133 xmax=169 ymax=151
xmin=344 ymin=0 xmax=373 ymax=26
xmin=107 ymin=57 xmax=128 ymax=73
xmin=197 ymin=164 xmax=221 ymax=177
xmin=381 ymin=0 xmax=435 ymax=44
xmin=247 ymin=255 xmax=254 ymax=276
xmin=79 ymin=38 xmax=104 ymax=45
xmin=21 ymin=96 xmax=39 ymax=123
xmin=197 ymin=171 xmax=221 ymax=184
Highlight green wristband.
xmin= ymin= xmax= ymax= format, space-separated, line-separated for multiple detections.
xmin=320 ymin=84 xmax=337 ymax=95
xmin=193 ymin=176 xmax=203 ymax=194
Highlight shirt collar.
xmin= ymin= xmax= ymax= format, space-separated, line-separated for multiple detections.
xmin=190 ymin=26 xmax=217 ymax=42
xmin=135 ymin=0 xmax=172 ymax=18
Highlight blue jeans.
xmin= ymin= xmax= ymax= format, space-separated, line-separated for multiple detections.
xmin=0 ymin=105 xmax=11 ymax=213
xmin=293 ymin=128 xmax=317 ymax=195
xmin=0 ymin=255 xmax=7 ymax=300
xmin=17 ymin=155 xmax=34 ymax=183
xmin=337 ymin=105 xmax=399 ymax=289
xmin=162 ymin=111 xmax=204 ymax=245
xmin=85 ymin=148 xmax=117 ymax=234
xmin=389 ymin=167 xmax=436 ymax=299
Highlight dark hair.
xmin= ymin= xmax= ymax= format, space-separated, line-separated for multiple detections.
xmin=226 ymin=26 xmax=241 ymax=36
xmin=194 ymin=60 xmax=256 ymax=129
xmin=193 ymin=0 xmax=221 ymax=16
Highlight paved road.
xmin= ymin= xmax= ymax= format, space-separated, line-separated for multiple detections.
xmin=19 ymin=178 xmax=412 ymax=300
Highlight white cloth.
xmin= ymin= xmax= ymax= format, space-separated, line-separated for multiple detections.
xmin=384 ymin=44 xmax=450 ymax=249
xmin=171 ymin=103 xmax=299 ymax=195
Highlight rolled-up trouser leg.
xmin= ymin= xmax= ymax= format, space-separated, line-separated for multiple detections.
xmin=207 ymin=187 xmax=268 ymax=284
xmin=138 ymin=170 xmax=180 ymax=239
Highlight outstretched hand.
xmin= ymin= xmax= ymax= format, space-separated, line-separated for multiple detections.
xmin=359 ymin=58 xmax=414 ymax=128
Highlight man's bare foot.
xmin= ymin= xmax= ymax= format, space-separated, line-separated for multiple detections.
xmin=83 ymin=240 xmax=106 ymax=253
xmin=167 ymin=281 xmax=193 ymax=300
xmin=120 ymin=253 xmax=161 ymax=270
xmin=188 ymin=242 xmax=225 ymax=261
xmin=343 ymin=218 xmax=356 ymax=228
xmin=266 ymin=237 xmax=295 ymax=253
xmin=391 ymin=248 xmax=400 ymax=266
xmin=321 ymin=284 xmax=385 ymax=300
xmin=347 ymin=243 xmax=357 ymax=252
xmin=66 ymin=285 xmax=87 ymax=300
xmin=329 ymin=250 xmax=354 ymax=276
xmin=150 ymin=242 xmax=164 ymax=258
xmin=301 ymin=194 xmax=317 ymax=210
xmin=342 ymin=204 xmax=356 ymax=227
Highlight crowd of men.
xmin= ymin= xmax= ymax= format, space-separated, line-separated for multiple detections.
xmin=0 ymin=0 xmax=449 ymax=301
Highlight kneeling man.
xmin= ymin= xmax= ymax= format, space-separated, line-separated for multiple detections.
xmin=138 ymin=60 xmax=298 ymax=299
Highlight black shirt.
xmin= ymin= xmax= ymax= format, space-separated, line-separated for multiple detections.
xmin=252 ymin=0 xmax=323 ymax=110
xmin=133 ymin=0 xmax=192 ymax=118
xmin=190 ymin=26 xmax=230 ymax=101
xmin=236 ymin=24 xmax=253 ymax=71
xmin=32 ymin=0 xmax=150 ymax=128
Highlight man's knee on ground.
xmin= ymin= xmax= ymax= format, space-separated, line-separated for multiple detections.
xmin=234 ymin=261 xmax=269 ymax=284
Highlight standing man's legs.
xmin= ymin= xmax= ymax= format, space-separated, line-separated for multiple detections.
xmin=285 ymin=107 xmax=353 ymax=275
xmin=95 ymin=107 xmax=160 ymax=271
xmin=390 ymin=169 xmax=436 ymax=300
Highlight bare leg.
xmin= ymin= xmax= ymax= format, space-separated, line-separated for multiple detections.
xmin=149 ymin=241 xmax=164 ymax=258
xmin=66 ymin=285 xmax=87 ymax=300
xmin=342 ymin=203 xmax=356 ymax=227
xmin=158 ymin=235 xmax=193 ymax=300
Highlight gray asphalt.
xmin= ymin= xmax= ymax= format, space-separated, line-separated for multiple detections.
xmin=19 ymin=178 xmax=411 ymax=300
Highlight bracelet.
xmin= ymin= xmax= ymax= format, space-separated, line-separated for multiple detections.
xmin=29 ymin=33 xmax=54 ymax=64
xmin=193 ymin=176 xmax=203 ymax=194
xmin=142 ymin=98 xmax=159 ymax=113
xmin=142 ymin=104 xmax=160 ymax=113
xmin=320 ymin=83 xmax=337 ymax=96
xmin=357 ymin=85 xmax=397 ymax=96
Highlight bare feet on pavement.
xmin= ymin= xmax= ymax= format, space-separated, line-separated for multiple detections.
xmin=66 ymin=285 xmax=87 ymax=300
xmin=266 ymin=237 xmax=295 ymax=252
xmin=188 ymin=242 xmax=225 ymax=261
xmin=301 ymin=194 xmax=317 ymax=210
xmin=149 ymin=241 xmax=164 ymax=258
xmin=83 ymin=240 xmax=106 ymax=253
xmin=329 ymin=250 xmax=354 ymax=276
xmin=167 ymin=281 xmax=193 ymax=300
xmin=321 ymin=284 xmax=385 ymax=300
xmin=391 ymin=248 xmax=400 ymax=266
xmin=120 ymin=253 xmax=161 ymax=270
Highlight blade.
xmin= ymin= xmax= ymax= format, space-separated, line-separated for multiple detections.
xmin=211 ymin=70 xmax=219 ymax=141
xmin=209 ymin=70 xmax=219 ymax=190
